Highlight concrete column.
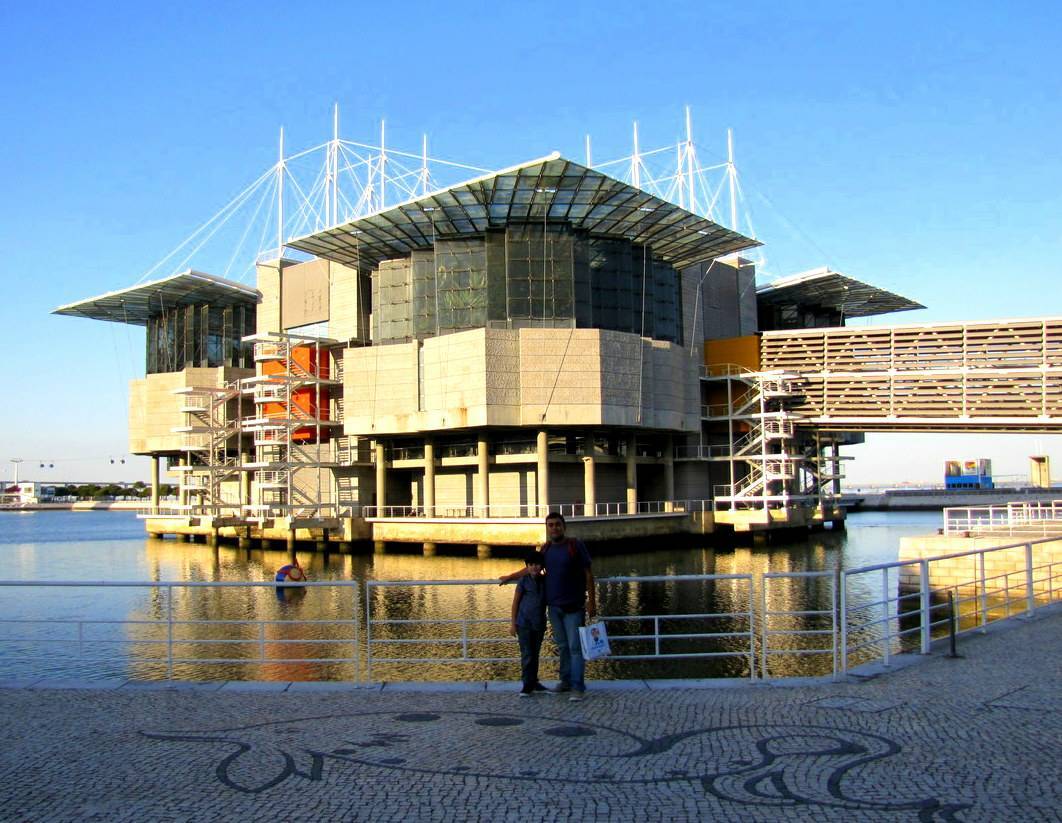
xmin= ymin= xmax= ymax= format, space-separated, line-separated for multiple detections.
xmin=423 ymin=439 xmax=435 ymax=515
xmin=477 ymin=544 xmax=492 ymax=558
xmin=536 ymin=430 xmax=549 ymax=517
xmin=664 ymin=434 xmax=675 ymax=512
xmin=626 ymin=434 xmax=638 ymax=512
xmin=477 ymin=436 xmax=490 ymax=517
xmin=831 ymin=444 xmax=842 ymax=496
xmin=150 ymin=455 xmax=160 ymax=511
xmin=582 ymin=456 xmax=596 ymax=515
xmin=238 ymin=528 xmax=252 ymax=549
xmin=374 ymin=540 xmax=387 ymax=555
xmin=287 ymin=530 xmax=296 ymax=551
xmin=375 ymin=440 xmax=387 ymax=511
xmin=240 ymin=453 xmax=251 ymax=510
xmin=423 ymin=542 xmax=437 ymax=556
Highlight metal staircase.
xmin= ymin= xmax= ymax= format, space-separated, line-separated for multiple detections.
xmin=173 ymin=382 xmax=244 ymax=517
xmin=241 ymin=332 xmax=341 ymax=522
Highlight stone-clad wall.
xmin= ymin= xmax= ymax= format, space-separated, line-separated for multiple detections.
xmin=342 ymin=326 xmax=698 ymax=436
xmin=129 ymin=366 xmax=252 ymax=454
xmin=898 ymin=534 xmax=1062 ymax=595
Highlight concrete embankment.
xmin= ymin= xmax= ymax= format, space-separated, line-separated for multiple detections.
xmin=0 ymin=501 xmax=143 ymax=512
xmin=852 ymin=487 xmax=1059 ymax=511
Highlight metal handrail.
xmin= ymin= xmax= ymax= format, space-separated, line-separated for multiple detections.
xmin=364 ymin=575 xmax=757 ymax=680
xmin=2 ymin=536 xmax=1059 ymax=683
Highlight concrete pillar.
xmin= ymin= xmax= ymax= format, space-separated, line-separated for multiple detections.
xmin=208 ymin=530 xmax=218 ymax=547
xmin=626 ymin=434 xmax=638 ymax=512
xmin=536 ymin=430 xmax=549 ymax=517
xmin=375 ymin=440 xmax=387 ymax=511
xmin=238 ymin=528 xmax=252 ymax=549
xmin=374 ymin=540 xmax=387 ymax=555
xmin=582 ymin=456 xmax=596 ymax=515
xmin=423 ymin=542 xmax=437 ymax=556
xmin=477 ymin=543 xmax=492 ymax=558
xmin=423 ymin=439 xmax=435 ymax=515
xmin=240 ymin=454 xmax=251 ymax=509
xmin=831 ymin=443 xmax=842 ymax=496
xmin=150 ymin=455 xmax=160 ymax=511
xmin=316 ymin=529 xmax=329 ymax=552
xmin=477 ymin=436 xmax=490 ymax=517
xmin=664 ymin=434 xmax=675 ymax=512
xmin=287 ymin=530 xmax=296 ymax=551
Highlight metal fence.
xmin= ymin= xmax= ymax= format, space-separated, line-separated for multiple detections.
xmin=1 ymin=537 xmax=1059 ymax=683
xmin=943 ymin=500 xmax=1062 ymax=536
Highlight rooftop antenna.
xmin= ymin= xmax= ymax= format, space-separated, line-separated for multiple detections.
xmin=685 ymin=106 xmax=697 ymax=215
xmin=277 ymin=126 xmax=285 ymax=257
xmin=585 ymin=134 xmax=592 ymax=167
xmin=727 ymin=128 xmax=737 ymax=232
xmin=421 ymin=134 xmax=430 ymax=195
xmin=631 ymin=121 xmax=641 ymax=189
xmin=329 ymin=103 xmax=340 ymax=225
xmin=379 ymin=119 xmax=387 ymax=211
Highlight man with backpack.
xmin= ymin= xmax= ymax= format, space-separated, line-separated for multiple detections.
xmin=500 ymin=512 xmax=597 ymax=701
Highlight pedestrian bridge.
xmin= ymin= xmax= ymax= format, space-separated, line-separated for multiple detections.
xmin=759 ymin=316 xmax=1062 ymax=432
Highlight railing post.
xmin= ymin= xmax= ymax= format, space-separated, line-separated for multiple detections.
xmin=353 ymin=584 xmax=360 ymax=684
xmin=839 ymin=571 xmax=848 ymax=674
xmin=365 ymin=582 xmax=373 ymax=682
xmin=881 ymin=568 xmax=891 ymax=667
xmin=747 ymin=577 xmax=758 ymax=682
xmin=166 ymin=585 xmax=174 ymax=681
xmin=654 ymin=616 xmax=660 ymax=657
xmin=759 ymin=577 xmax=769 ymax=681
xmin=1025 ymin=542 xmax=1035 ymax=616
xmin=831 ymin=569 xmax=839 ymax=680
xmin=979 ymin=551 xmax=988 ymax=632
xmin=258 ymin=619 xmax=266 ymax=662
xmin=461 ymin=621 xmax=469 ymax=661
xmin=919 ymin=560 xmax=931 ymax=654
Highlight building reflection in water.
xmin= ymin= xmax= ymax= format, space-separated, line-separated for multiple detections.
xmin=114 ymin=529 xmax=891 ymax=682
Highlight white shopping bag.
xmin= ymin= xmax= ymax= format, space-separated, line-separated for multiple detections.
xmin=578 ymin=621 xmax=611 ymax=660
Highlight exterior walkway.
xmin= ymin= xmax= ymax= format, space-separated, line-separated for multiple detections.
xmin=1 ymin=609 xmax=1059 ymax=821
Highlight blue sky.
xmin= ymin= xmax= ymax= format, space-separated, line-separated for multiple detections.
xmin=2 ymin=1 xmax=1060 ymax=485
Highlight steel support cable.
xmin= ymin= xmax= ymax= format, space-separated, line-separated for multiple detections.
xmin=134 ymin=164 xmax=276 ymax=285
xmin=224 ymin=174 xmax=278 ymax=279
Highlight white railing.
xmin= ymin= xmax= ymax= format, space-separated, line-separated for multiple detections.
xmin=943 ymin=500 xmax=1062 ymax=536
xmin=362 ymin=500 xmax=708 ymax=519
xmin=364 ymin=575 xmax=756 ymax=680
xmin=0 ymin=581 xmax=361 ymax=681
xmin=2 ymin=538 xmax=1058 ymax=683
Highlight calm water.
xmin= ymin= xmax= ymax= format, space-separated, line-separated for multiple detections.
xmin=0 ymin=509 xmax=940 ymax=681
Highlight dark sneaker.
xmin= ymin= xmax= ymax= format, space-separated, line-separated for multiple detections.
xmin=551 ymin=683 xmax=572 ymax=694
xmin=568 ymin=691 xmax=585 ymax=703
xmin=519 ymin=688 xmax=533 ymax=698
xmin=532 ymin=682 xmax=549 ymax=693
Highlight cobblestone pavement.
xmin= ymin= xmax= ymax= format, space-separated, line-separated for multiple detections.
xmin=1 ymin=610 xmax=1059 ymax=822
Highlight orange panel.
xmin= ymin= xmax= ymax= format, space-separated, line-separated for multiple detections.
xmin=705 ymin=335 xmax=761 ymax=371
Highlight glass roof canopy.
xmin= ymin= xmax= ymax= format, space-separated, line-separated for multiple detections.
xmin=756 ymin=267 xmax=923 ymax=318
xmin=53 ymin=270 xmax=260 ymax=326
xmin=288 ymin=153 xmax=761 ymax=270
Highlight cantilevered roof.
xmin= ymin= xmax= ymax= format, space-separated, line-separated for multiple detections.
xmin=756 ymin=267 xmax=923 ymax=318
xmin=288 ymin=152 xmax=760 ymax=270
xmin=53 ymin=270 xmax=260 ymax=326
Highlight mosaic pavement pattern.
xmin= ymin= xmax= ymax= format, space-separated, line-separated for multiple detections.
xmin=1 ymin=611 xmax=1059 ymax=822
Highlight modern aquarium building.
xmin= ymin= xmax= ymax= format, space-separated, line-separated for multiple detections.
xmin=57 ymin=152 xmax=926 ymax=549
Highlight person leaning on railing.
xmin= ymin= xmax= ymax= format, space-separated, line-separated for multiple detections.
xmin=499 ymin=512 xmax=596 ymax=702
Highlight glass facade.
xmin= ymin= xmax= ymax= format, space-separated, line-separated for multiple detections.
xmin=372 ymin=223 xmax=683 ymax=345
xmin=146 ymin=303 xmax=255 ymax=374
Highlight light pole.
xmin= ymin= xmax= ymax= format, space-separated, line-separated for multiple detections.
xmin=9 ymin=458 xmax=23 ymax=485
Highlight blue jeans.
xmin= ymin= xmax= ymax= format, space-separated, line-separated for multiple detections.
xmin=548 ymin=605 xmax=586 ymax=691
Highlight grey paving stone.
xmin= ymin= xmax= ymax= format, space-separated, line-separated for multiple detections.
xmin=218 ymin=680 xmax=291 ymax=692
xmin=30 ymin=677 xmax=128 ymax=691
xmin=287 ymin=681 xmax=381 ymax=692
xmin=0 ymin=611 xmax=1058 ymax=822
xmin=380 ymin=681 xmax=486 ymax=692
